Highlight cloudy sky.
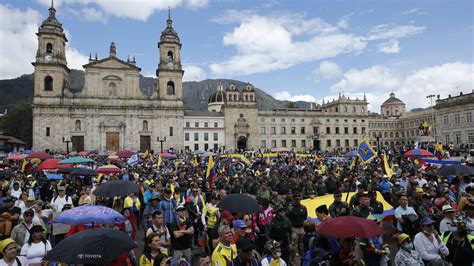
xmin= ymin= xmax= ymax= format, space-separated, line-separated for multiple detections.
xmin=0 ymin=0 xmax=472 ymax=112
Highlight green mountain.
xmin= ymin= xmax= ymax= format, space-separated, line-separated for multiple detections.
xmin=0 ymin=70 xmax=311 ymax=111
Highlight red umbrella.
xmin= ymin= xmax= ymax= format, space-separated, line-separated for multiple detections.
xmin=116 ymin=150 xmax=135 ymax=158
xmin=96 ymin=165 xmax=123 ymax=174
xmin=59 ymin=151 xmax=68 ymax=155
xmin=403 ymin=148 xmax=433 ymax=157
xmin=78 ymin=151 xmax=89 ymax=156
xmin=27 ymin=151 xmax=53 ymax=160
xmin=317 ymin=216 xmax=384 ymax=238
xmin=6 ymin=154 xmax=27 ymax=161
xmin=160 ymin=152 xmax=176 ymax=158
xmin=37 ymin=159 xmax=73 ymax=171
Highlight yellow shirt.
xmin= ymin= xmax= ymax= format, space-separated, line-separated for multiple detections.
xmin=139 ymin=254 xmax=154 ymax=266
xmin=211 ymin=242 xmax=237 ymax=266
xmin=202 ymin=203 xmax=219 ymax=228
xmin=124 ymin=196 xmax=141 ymax=211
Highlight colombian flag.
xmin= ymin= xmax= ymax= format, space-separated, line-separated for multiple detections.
xmin=383 ymin=151 xmax=393 ymax=178
xmin=206 ymin=153 xmax=217 ymax=185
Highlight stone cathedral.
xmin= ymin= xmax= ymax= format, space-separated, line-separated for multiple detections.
xmin=32 ymin=4 xmax=474 ymax=153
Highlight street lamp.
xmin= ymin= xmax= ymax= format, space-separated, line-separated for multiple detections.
xmin=375 ymin=132 xmax=382 ymax=151
xmin=426 ymin=94 xmax=437 ymax=142
xmin=62 ymin=137 xmax=71 ymax=154
xmin=157 ymin=136 xmax=166 ymax=153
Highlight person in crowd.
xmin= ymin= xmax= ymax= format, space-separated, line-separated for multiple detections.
xmin=394 ymin=233 xmax=423 ymax=265
xmin=169 ymin=205 xmax=194 ymax=262
xmin=329 ymin=191 xmax=350 ymax=217
xmin=351 ymin=191 xmax=374 ymax=218
xmin=394 ymin=194 xmax=418 ymax=236
xmin=316 ymin=204 xmax=330 ymax=223
xmin=117 ymin=208 xmax=137 ymax=240
xmin=286 ymin=192 xmax=307 ymax=261
xmin=160 ymin=188 xmax=177 ymax=227
xmin=413 ymin=217 xmax=449 ymax=265
xmin=49 ymin=186 xmax=73 ymax=212
xmin=191 ymin=252 xmax=211 ymax=266
xmin=441 ymin=225 xmax=474 ymax=266
xmin=211 ymin=225 xmax=237 ymax=266
xmin=233 ymin=237 xmax=259 ymax=266
xmin=14 ymin=192 xmax=29 ymax=215
xmin=10 ymin=209 xmax=34 ymax=249
xmin=439 ymin=205 xmax=458 ymax=233
xmin=202 ymin=193 xmax=220 ymax=253
xmin=145 ymin=210 xmax=170 ymax=257
xmin=0 ymin=238 xmax=27 ymax=265
xmin=20 ymin=225 xmax=52 ymax=265
xmin=266 ymin=204 xmax=292 ymax=264
xmin=78 ymin=186 xmax=96 ymax=205
xmin=261 ymin=240 xmax=286 ymax=266
xmin=0 ymin=197 xmax=21 ymax=238
xmin=231 ymin=220 xmax=247 ymax=244
xmin=185 ymin=185 xmax=205 ymax=246
xmin=140 ymin=232 xmax=167 ymax=266
xmin=143 ymin=194 xmax=161 ymax=232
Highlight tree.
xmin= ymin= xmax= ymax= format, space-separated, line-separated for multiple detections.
xmin=0 ymin=100 xmax=32 ymax=148
xmin=287 ymin=102 xmax=297 ymax=108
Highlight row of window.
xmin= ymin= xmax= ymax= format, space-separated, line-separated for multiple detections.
xmin=326 ymin=118 xmax=365 ymax=123
xmin=261 ymin=139 xmax=307 ymax=148
xmin=327 ymin=106 xmax=365 ymax=113
xmin=184 ymin=132 xmax=219 ymax=141
xmin=443 ymin=112 xmax=472 ymax=126
xmin=185 ymin=143 xmax=219 ymax=152
xmin=326 ymin=127 xmax=366 ymax=135
xmin=260 ymin=118 xmax=304 ymax=123
xmin=444 ymin=132 xmax=474 ymax=145
xmin=325 ymin=139 xmax=359 ymax=148
xmin=259 ymin=126 xmax=305 ymax=135
xmin=227 ymin=94 xmax=255 ymax=101
xmin=185 ymin=121 xmax=220 ymax=128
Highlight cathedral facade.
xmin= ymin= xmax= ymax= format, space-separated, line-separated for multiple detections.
xmin=32 ymin=5 xmax=474 ymax=153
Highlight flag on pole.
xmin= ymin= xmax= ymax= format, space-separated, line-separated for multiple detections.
xmin=357 ymin=137 xmax=377 ymax=164
xmin=435 ymin=143 xmax=445 ymax=160
xmin=193 ymin=158 xmax=199 ymax=170
xmin=127 ymin=154 xmax=139 ymax=166
xmin=349 ymin=158 xmax=356 ymax=170
xmin=383 ymin=151 xmax=393 ymax=178
xmin=206 ymin=153 xmax=217 ymax=185
xmin=142 ymin=150 xmax=149 ymax=159
xmin=157 ymin=155 xmax=163 ymax=169
xmin=149 ymin=153 xmax=155 ymax=162
xmin=21 ymin=159 xmax=28 ymax=173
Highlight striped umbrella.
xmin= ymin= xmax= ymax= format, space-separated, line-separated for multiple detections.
xmin=96 ymin=165 xmax=122 ymax=174
xmin=404 ymin=148 xmax=433 ymax=157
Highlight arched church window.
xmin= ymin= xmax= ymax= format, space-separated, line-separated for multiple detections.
xmin=109 ymin=82 xmax=117 ymax=96
xmin=167 ymin=51 xmax=173 ymax=61
xmin=384 ymin=132 xmax=388 ymax=138
xmin=390 ymin=132 xmax=394 ymax=138
xmin=143 ymin=120 xmax=148 ymax=132
xmin=344 ymin=106 xmax=347 ymax=112
xmin=46 ymin=43 xmax=53 ymax=54
xmin=250 ymin=95 xmax=254 ymax=101
xmin=167 ymin=81 xmax=175 ymax=95
xmin=361 ymin=107 xmax=365 ymax=113
xmin=352 ymin=106 xmax=356 ymax=112
xmin=75 ymin=120 xmax=81 ymax=132
xmin=335 ymin=107 xmax=338 ymax=112
xmin=245 ymin=95 xmax=248 ymax=101
xmin=44 ymin=76 xmax=53 ymax=91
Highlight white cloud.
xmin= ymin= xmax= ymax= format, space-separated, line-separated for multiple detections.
xmin=401 ymin=8 xmax=420 ymax=15
xmin=312 ymin=61 xmax=342 ymax=81
xmin=329 ymin=62 xmax=474 ymax=112
xmin=365 ymin=24 xmax=425 ymax=41
xmin=66 ymin=47 xmax=89 ymax=70
xmin=37 ymin=0 xmax=208 ymax=21
xmin=273 ymin=91 xmax=317 ymax=103
xmin=376 ymin=39 xmax=400 ymax=54
xmin=330 ymin=65 xmax=401 ymax=93
xmin=0 ymin=5 xmax=41 ymax=78
xmin=82 ymin=7 xmax=107 ymax=23
xmin=183 ymin=65 xmax=207 ymax=81
xmin=210 ymin=14 xmax=366 ymax=76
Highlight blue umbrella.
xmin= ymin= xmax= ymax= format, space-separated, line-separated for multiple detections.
xmin=23 ymin=150 xmax=34 ymax=155
xmin=52 ymin=205 xmax=125 ymax=225
xmin=345 ymin=150 xmax=357 ymax=157
xmin=45 ymin=173 xmax=63 ymax=180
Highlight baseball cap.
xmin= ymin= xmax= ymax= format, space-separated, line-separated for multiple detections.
xmin=221 ymin=210 xmax=234 ymax=222
xmin=236 ymin=237 xmax=255 ymax=252
xmin=57 ymin=186 xmax=66 ymax=191
xmin=233 ymin=220 xmax=246 ymax=229
xmin=398 ymin=233 xmax=410 ymax=245
xmin=419 ymin=217 xmax=435 ymax=226
xmin=176 ymin=205 xmax=186 ymax=212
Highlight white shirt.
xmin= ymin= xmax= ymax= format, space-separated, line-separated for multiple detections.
xmin=11 ymin=188 xmax=22 ymax=199
xmin=439 ymin=217 xmax=457 ymax=234
xmin=413 ymin=232 xmax=449 ymax=261
xmin=50 ymin=194 xmax=73 ymax=211
xmin=0 ymin=256 xmax=27 ymax=266
xmin=20 ymin=240 xmax=52 ymax=264
xmin=394 ymin=205 xmax=418 ymax=231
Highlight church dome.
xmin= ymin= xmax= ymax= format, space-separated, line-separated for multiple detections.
xmin=382 ymin=92 xmax=404 ymax=105
xmin=208 ymin=88 xmax=226 ymax=103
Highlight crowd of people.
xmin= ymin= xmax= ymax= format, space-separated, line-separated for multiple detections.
xmin=0 ymin=145 xmax=472 ymax=266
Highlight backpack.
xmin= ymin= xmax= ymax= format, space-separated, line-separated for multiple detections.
xmin=53 ymin=195 xmax=70 ymax=203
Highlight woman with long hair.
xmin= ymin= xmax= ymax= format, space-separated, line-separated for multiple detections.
xmin=20 ymin=225 xmax=52 ymax=265
xmin=139 ymin=232 xmax=167 ymax=266
xmin=117 ymin=208 xmax=137 ymax=240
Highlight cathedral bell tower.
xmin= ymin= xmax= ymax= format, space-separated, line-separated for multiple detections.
xmin=156 ymin=9 xmax=184 ymax=101
xmin=32 ymin=0 xmax=70 ymax=97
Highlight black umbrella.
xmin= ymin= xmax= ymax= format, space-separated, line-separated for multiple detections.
xmin=44 ymin=228 xmax=137 ymax=264
xmin=56 ymin=167 xmax=76 ymax=174
xmin=70 ymin=167 xmax=98 ymax=176
xmin=436 ymin=165 xmax=474 ymax=176
xmin=218 ymin=193 xmax=261 ymax=213
xmin=93 ymin=179 xmax=139 ymax=197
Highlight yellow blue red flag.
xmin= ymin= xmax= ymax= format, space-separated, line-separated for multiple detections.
xmin=357 ymin=137 xmax=377 ymax=164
